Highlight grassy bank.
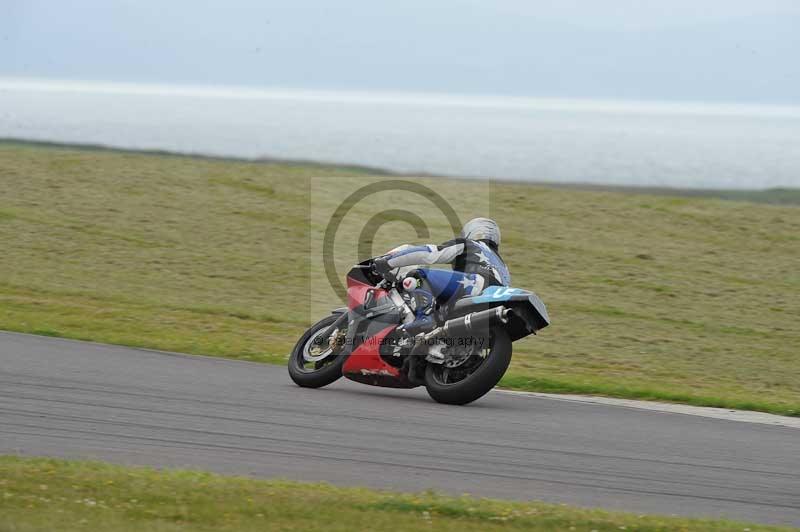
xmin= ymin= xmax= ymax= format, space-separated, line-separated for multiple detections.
xmin=0 ymin=456 xmax=787 ymax=531
xmin=1 ymin=141 xmax=799 ymax=415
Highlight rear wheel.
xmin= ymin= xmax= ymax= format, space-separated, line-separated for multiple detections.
xmin=424 ymin=327 xmax=512 ymax=405
xmin=288 ymin=314 xmax=348 ymax=388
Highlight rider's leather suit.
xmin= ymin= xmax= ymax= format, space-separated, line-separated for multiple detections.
xmin=377 ymin=238 xmax=511 ymax=333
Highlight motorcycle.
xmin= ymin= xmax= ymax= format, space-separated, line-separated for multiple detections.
xmin=288 ymin=259 xmax=549 ymax=404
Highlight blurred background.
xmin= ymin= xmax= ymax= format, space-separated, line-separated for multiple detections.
xmin=2 ymin=0 xmax=799 ymax=188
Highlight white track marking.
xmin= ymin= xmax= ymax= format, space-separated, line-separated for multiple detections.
xmin=494 ymin=389 xmax=800 ymax=429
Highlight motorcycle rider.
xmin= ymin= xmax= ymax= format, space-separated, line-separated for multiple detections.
xmin=372 ymin=217 xmax=510 ymax=341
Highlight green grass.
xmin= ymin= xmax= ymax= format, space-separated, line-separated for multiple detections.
xmin=543 ymin=183 xmax=800 ymax=206
xmin=0 ymin=456 xmax=788 ymax=531
xmin=1 ymin=140 xmax=799 ymax=416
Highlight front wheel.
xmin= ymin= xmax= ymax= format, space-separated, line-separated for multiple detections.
xmin=424 ymin=327 xmax=512 ymax=405
xmin=288 ymin=314 xmax=348 ymax=389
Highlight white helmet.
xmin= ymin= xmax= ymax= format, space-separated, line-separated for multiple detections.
xmin=460 ymin=217 xmax=501 ymax=249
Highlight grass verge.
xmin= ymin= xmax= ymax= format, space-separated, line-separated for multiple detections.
xmin=0 ymin=456 xmax=788 ymax=531
xmin=1 ymin=140 xmax=799 ymax=416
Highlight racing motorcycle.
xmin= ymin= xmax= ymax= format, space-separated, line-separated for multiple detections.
xmin=288 ymin=259 xmax=549 ymax=404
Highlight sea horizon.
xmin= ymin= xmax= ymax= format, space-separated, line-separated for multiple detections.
xmin=2 ymin=77 xmax=799 ymax=190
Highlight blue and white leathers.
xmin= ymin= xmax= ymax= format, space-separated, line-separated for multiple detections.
xmin=381 ymin=238 xmax=510 ymax=289
xmin=379 ymin=238 xmax=510 ymax=333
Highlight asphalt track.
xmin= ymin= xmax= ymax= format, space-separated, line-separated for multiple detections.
xmin=1 ymin=331 xmax=798 ymax=526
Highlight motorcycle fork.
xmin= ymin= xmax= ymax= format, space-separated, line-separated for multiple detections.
xmin=318 ymin=312 xmax=348 ymax=346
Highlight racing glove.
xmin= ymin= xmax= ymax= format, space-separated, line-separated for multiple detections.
xmin=373 ymin=256 xmax=391 ymax=275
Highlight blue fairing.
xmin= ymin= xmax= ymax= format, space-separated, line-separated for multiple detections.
xmin=470 ymin=286 xmax=531 ymax=303
xmin=458 ymin=285 xmax=551 ymax=335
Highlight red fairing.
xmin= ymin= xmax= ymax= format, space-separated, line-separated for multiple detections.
xmin=343 ymin=275 xmax=414 ymax=388
xmin=342 ymin=325 xmax=399 ymax=376
xmin=346 ymin=276 xmax=387 ymax=309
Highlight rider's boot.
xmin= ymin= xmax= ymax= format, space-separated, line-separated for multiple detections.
xmin=399 ymin=314 xmax=436 ymax=336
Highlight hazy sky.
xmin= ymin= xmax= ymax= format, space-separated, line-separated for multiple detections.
xmin=2 ymin=0 xmax=799 ymax=103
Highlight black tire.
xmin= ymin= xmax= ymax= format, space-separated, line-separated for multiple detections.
xmin=424 ymin=327 xmax=512 ymax=405
xmin=288 ymin=314 xmax=347 ymax=389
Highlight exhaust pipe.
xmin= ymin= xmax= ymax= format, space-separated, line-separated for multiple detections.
xmin=424 ymin=306 xmax=510 ymax=340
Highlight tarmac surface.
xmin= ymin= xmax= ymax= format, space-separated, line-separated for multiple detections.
xmin=1 ymin=331 xmax=798 ymax=525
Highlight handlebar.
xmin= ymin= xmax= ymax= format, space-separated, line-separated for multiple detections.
xmin=351 ymin=259 xmax=397 ymax=288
